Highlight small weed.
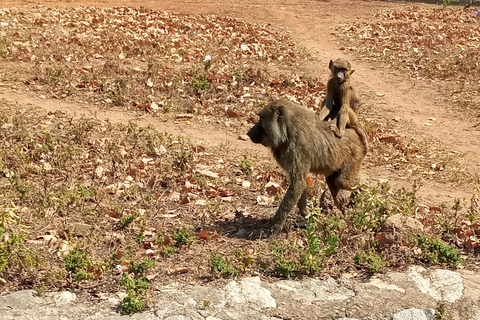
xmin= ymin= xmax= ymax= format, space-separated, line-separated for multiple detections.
xmin=119 ymin=259 xmax=155 ymax=314
xmin=173 ymin=227 xmax=194 ymax=246
xmin=240 ymin=158 xmax=252 ymax=175
xmin=191 ymin=67 xmax=210 ymax=93
xmin=173 ymin=147 xmax=192 ymax=172
xmin=273 ymin=246 xmax=297 ymax=277
xmin=416 ymin=236 xmax=463 ymax=268
xmin=0 ymin=225 xmax=43 ymax=276
xmin=63 ymin=249 xmax=93 ymax=282
xmin=156 ymin=232 xmax=176 ymax=257
xmin=442 ymin=0 xmax=451 ymax=8
xmin=209 ymin=252 xmax=239 ymax=278
xmin=435 ymin=302 xmax=453 ymax=320
xmin=193 ymin=79 xmax=210 ymax=92
xmin=119 ymin=215 xmax=135 ymax=229
xmin=270 ymin=214 xmax=331 ymax=277
xmin=35 ymin=281 xmax=48 ymax=296
xmin=347 ymin=186 xmax=390 ymax=232
xmin=203 ymin=299 xmax=211 ymax=308
xmin=131 ymin=259 xmax=155 ymax=275
xmin=121 ymin=294 xmax=145 ymax=314
xmin=300 ymin=215 xmax=328 ymax=274
xmin=354 ymin=250 xmax=385 ymax=273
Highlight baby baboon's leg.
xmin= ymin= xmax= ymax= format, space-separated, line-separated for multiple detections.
xmin=335 ymin=108 xmax=348 ymax=138
xmin=336 ymin=107 xmax=359 ymax=138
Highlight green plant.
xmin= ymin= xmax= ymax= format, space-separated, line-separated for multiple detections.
xmin=121 ymin=293 xmax=145 ymax=314
xmin=156 ymin=232 xmax=176 ymax=257
xmin=416 ymin=236 xmax=462 ymax=268
xmin=119 ymin=259 xmax=155 ymax=314
xmin=273 ymin=247 xmax=297 ymax=277
xmin=63 ymin=249 xmax=93 ymax=282
xmin=193 ymin=79 xmax=210 ymax=92
xmin=299 ymin=215 xmax=327 ymax=274
xmin=173 ymin=227 xmax=194 ymax=245
xmin=345 ymin=186 xmax=391 ymax=233
xmin=119 ymin=215 xmax=135 ymax=229
xmin=209 ymin=252 xmax=239 ymax=278
xmin=131 ymin=259 xmax=155 ymax=275
xmin=435 ymin=302 xmax=453 ymax=320
xmin=0 ymin=225 xmax=43 ymax=276
xmin=35 ymin=281 xmax=48 ymax=296
xmin=191 ymin=67 xmax=210 ymax=93
xmin=442 ymin=0 xmax=451 ymax=8
xmin=240 ymin=158 xmax=252 ymax=175
xmin=354 ymin=250 xmax=385 ymax=273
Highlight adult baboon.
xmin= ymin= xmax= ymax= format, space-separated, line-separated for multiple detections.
xmin=318 ymin=58 xmax=367 ymax=148
xmin=247 ymin=99 xmax=367 ymax=233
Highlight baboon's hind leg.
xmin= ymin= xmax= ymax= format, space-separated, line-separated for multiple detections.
xmin=297 ymin=189 xmax=307 ymax=217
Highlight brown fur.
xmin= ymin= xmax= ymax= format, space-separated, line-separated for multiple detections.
xmin=318 ymin=58 xmax=367 ymax=149
xmin=247 ymin=99 xmax=367 ymax=232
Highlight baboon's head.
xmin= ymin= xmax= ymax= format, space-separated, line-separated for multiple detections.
xmin=329 ymin=58 xmax=354 ymax=84
xmin=247 ymin=102 xmax=288 ymax=148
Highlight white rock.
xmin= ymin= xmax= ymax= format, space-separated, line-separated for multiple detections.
xmin=276 ymin=277 xmax=354 ymax=302
xmin=225 ymin=276 xmax=276 ymax=309
xmin=164 ymin=316 xmax=192 ymax=320
xmin=408 ymin=266 xmax=463 ymax=302
xmin=364 ymin=277 xmax=405 ymax=293
xmin=392 ymin=308 xmax=435 ymax=320
xmin=0 ymin=290 xmax=43 ymax=309
xmin=184 ymin=297 xmax=197 ymax=308
xmin=54 ymin=290 xmax=77 ymax=305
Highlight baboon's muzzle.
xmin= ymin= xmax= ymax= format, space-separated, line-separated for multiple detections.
xmin=247 ymin=122 xmax=263 ymax=144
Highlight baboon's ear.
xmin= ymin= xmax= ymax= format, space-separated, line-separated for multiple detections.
xmin=329 ymin=59 xmax=334 ymax=69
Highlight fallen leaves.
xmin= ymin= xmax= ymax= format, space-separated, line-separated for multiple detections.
xmin=453 ymin=221 xmax=480 ymax=249
xmin=335 ymin=6 xmax=480 ymax=83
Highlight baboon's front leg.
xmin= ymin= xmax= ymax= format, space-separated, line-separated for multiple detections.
xmin=271 ymin=173 xmax=307 ymax=233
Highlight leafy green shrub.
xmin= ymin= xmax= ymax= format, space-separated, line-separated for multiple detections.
xmin=173 ymin=227 xmax=194 ymax=245
xmin=63 ymin=250 xmax=93 ymax=282
xmin=121 ymin=294 xmax=145 ymax=314
xmin=119 ymin=259 xmax=155 ymax=314
xmin=354 ymin=251 xmax=385 ymax=273
xmin=416 ymin=236 xmax=462 ymax=268
xmin=209 ymin=252 xmax=239 ymax=278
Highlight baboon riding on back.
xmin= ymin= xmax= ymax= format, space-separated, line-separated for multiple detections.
xmin=247 ymin=99 xmax=367 ymax=233
xmin=318 ymin=58 xmax=368 ymax=149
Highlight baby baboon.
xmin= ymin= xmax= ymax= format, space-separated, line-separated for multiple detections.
xmin=318 ymin=58 xmax=367 ymax=148
xmin=247 ymin=99 xmax=367 ymax=233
